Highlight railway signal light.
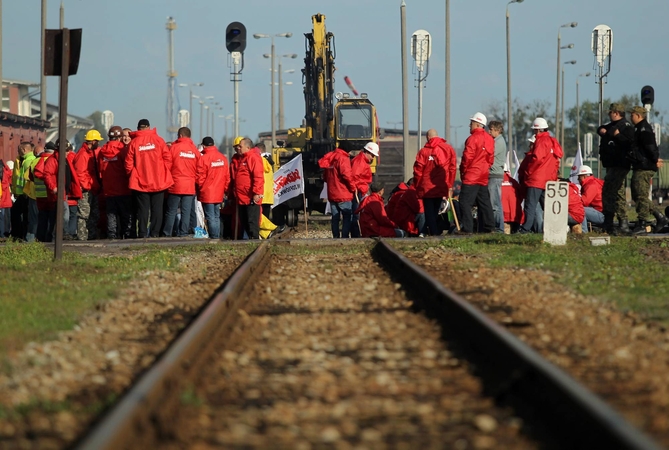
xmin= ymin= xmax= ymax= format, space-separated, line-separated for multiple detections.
xmin=226 ymin=22 xmax=247 ymax=53
xmin=641 ymin=85 xmax=655 ymax=106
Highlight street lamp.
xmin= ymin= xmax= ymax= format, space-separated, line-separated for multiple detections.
xmin=278 ymin=54 xmax=297 ymax=130
xmin=555 ymin=21 xmax=577 ymax=140
xmin=254 ymin=32 xmax=293 ymax=148
xmin=561 ymin=60 xmax=576 ymax=146
xmin=178 ymin=82 xmax=204 ymax=127
xmin=506 ymin=0 xmax=524 ymax=156
xmin=576 ymin=72 xmax=592 ymax=150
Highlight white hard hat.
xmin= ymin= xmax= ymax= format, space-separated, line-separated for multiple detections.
xmin=6 ymin=160 xmax=14 ymax=170
xmin=531 ymin=117 xmax=549 ymax=130
xmin=470 ymin=112 xmax=487 ymax=126
xmin=363 ymin=142 xmax=379 ymax=157
xmin=577 ymin=165 xmax=593 ymax=176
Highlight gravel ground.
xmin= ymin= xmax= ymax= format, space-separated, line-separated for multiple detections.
xmin=401 ymin=244 xmax=669 ymax=448
xmin=166 ymin=252 xmax=539 ymax=450
xmin=0 ymin=246 xmax=247 ymax=450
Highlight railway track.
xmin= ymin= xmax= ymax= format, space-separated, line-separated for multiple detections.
xmin=73 ymin=239 xmax=659 ymax=449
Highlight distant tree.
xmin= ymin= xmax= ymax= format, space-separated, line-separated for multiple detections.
xmin=486 ymin=98 xmax=553 ymax=153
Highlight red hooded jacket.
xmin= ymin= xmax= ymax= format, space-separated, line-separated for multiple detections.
xmin=197 ymin=146 xmax=230 ymax=204
xmin=568 ymin=181 xmax=585 ymax=224
xmin=318 ymin=148 xmax=354 ymax=203
xmin=97 ymin=140 xmax=131 ymax=197
xmin=168 ymin=137 xmax=200 ymax=195
xmin=580 ymin=175 xmax=604 ymax=212
xmin=42 ymin=151 xmax=82 ymax=203
xmin=502 ymin=173 xmax=524 ymax=224
xmin=413 ymin=137 xmax=456 ymax=198
xmin=460 ymin=128 xmax=495 ymax=186
xmin=73 ymin=144 xmax=101 ymax=193
xmin=387 ymin=183 xmax=423 ymax=236
xmin=351 ymin=152 xmax=373 ymax=197
xmin=518 ymin=131 xmax=563 ymax=190
xmin=0 ymin=163 xmax=12 ymax=208
xmin=355 ymin=192 xmax=397 ymax=237
xmin=232 ymin=149 xmax=264 ymax=205
xmin=125 ymin=128 xmax=173 ymax=192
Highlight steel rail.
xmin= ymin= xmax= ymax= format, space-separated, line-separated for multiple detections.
xmin=73 ymin=242 xmax=271 ymax=450
xmin=373 ymin=240 xmax=661 ymax=450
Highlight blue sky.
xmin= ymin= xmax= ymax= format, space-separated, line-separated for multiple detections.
xmin=5 ymin=0 xmax=668 ymax=148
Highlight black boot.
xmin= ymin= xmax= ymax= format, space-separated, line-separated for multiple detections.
xmin=619 ymin=219 xmax=631 ymax=235
xmin=603 ymin=213 xmax=615 ymax=235
xmin=632 ymin=220 xmax=648 ymax=235
xmin=652 ymin=211 xmax=669 ymax=232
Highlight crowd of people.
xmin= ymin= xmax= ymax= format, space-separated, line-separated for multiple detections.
xmin=0 ymin=119 xmax=279 ymax=242
xmin=319 ymin=104 xmax=668 ymax=238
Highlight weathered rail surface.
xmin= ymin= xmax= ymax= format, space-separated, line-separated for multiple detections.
xmin=73 ymin=239 xmax=660 ymax=450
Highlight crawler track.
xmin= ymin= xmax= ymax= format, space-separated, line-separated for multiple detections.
xmin=74 ymin=240 xmax=660 ymax=450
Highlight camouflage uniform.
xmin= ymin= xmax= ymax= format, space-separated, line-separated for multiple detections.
xmin=631 ymin=170 xmax=655 ymax=221
xmin=601 ymin=167 xmax=629 ymax=221
xmin=77 ymin=191 xmax=99 ymax=240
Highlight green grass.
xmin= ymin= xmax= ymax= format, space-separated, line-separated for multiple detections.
xmin=0 ymin=243 xmax=247 ymax=356
xmin=429 ymin=235 xmax=669 ymax=323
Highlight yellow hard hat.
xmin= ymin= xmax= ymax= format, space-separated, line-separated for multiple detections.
xmin=85 ymin=130 xmax=104 ymax=141
xmin=233 ymin=136 xmax=244 ymax=146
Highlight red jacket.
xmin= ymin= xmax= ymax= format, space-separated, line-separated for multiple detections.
xmin=351 ymin=152 xmax=373 ymax=197
xmin=168 ymin=137 xmax=200 ymax=195
xmin=73 ymin=144 xmax=101 ymax=193
xmin=518 ymin=132 xmax=563 ymax=190
xmin=318 ymin=148 xmax=354 ymax=203
xmin=413 ymin=137 xmax=456 ymax=198
xmin=568 ymin=181 xmax=585 ymax=223
xmin=43 ymin=151 xmax=82 ymax=203
xmin=460 ymin=128 xmax=495 ymax=186
xmin=232 ymin=150 xmax=264 ymax=205
xmin=97 ymin=141 xmax=131 ymax=197
xmin=502 ymin=173 xmax=524 ymax=224
xmin=580 ymin=175 xmax=604 ymax=212
xmin=0 ymin=163 xmax=12 ymax=208
xmin=125 ymin=128 xmax=173 ymax=192
xmin=387 ymin=183 xmax=423 ymax=236
xmin=355 ymin=192 xmax=397 ymax=237
xmin=197 ymin=147 xmax=230 ymax=204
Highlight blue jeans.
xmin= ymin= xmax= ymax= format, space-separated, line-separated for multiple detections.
xmin=330 ymin=201 xmax=352 ymax=238
xmin=585 ymin=207 xmax=605 ymax=228
xmin=350 ymin=194 xmax=361 ymax=238
xmin=202 ymin=202 xmax=221 ymax=239
xmin=163 ymin=194 xmax=195 ymax=237
xmin=26 ymin=198 xmax=38 ymax=242
xmin=521 ymin=187 xmax=545 ymax=233
xmin=488 ymin=177 xmax=504 ymax=232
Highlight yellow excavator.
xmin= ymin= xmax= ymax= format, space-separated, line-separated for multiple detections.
xmin=272 ymin=13 xmax=379 ymax=226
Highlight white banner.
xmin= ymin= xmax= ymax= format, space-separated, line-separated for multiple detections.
xmin=272 ymin=154 xmax=304 ymax=208
xmin=569 ymin=143 xmax=584 ymax=189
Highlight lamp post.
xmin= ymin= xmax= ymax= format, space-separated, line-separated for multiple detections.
xmin=506 ymin=0 xmax=524 ymax=156
xmin=199 ymin=96 xmax=213 ymax=141
xmin=221 ymin=114 xmax=234 ymax=158
xmin=576 ymin=72 xmax=591 ymax=150
xmin=278 ymin=54 xmax=297 ymax=130
xmin=178 ymin=82 xmax=204 ymax=127
xmin=561 ymin=60 xmax=576 ymax=146
xmin=555 ymin=22 xmax=577 ymax=139
xmin=254 ymin=32 xmax=293 ymax=148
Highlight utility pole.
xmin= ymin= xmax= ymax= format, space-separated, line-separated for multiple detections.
xmin=412 ymin=30 xmax=431 ymax=153
xmin=400 ymin=1 xmax=410 ymax=181
xmin=444 ymin=0 xmax=450 ymax=143
xmin=166 ymin=17 xmax=178 ymax=141
xmin=0 ymin=0 xmax=3 ymax=112
xmin=40 ymin=0 xmax=47 ymax=120
xmin=592 ymin=24 xmax=612 ymax=178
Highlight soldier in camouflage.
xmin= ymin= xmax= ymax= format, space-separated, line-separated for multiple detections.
xmin=628 ymin=106 xmax=668 ymax=234
xmin=597 ymin=103 xmax=634 ymax=234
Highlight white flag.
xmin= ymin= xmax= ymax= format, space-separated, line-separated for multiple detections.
xmin=511 ymin=148 xmax=521 ymax=182
xmin=569 ymin=142 xmax=584 ymax=188
xmin=272 ymin=154 xmax=305 ymax=208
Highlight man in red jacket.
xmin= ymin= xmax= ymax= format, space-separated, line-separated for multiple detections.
xmin=42 ymin=139 xmax=82 ymax=240
xmin=577 ymin=165 xmax=605 ymax=229
xmin=355 ymin=182 xmax=405 ymax=237
xmin=413 ymin=129 xmax=456 ymax=235
xmin=350 ymin=142 xmax=377 ymax=237
xmin=232 ymin=137 xmax=263 ymax=239
xmin=73 ymin=129 xmax=104 ymax=240
xmin=0 ymin=160 xmax=12 ymax=237
xmin=125 ymin=118 xmax=173 ymax=238
xmin=459 ymin=113 xmax=495 ymax=234
xmin=97 ymin=126 xmax=132 ymax=239
xmin=517 ymin=117 xmax=563 ymax=234
xmin=197 ymin=136 xmax=230 ymax=239
xmin=567 ymin=180 xmax=586 ymax=232
xmin=387 ymin=178 xmax=424 ymax=236
xmin=163 ymin=127 xmax=200 ymax=237
xmin=318 ymin=146 xmax=355 ymax=238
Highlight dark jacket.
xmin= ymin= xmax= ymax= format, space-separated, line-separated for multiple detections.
xmin=629 ymin=119 xmax=659 ymax=171
xmin=598 ymin=118 xmax=634 ymax=169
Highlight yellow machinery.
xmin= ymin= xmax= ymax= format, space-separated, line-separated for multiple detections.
xmin=272 ymin=13 xmax=379 ymax=225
